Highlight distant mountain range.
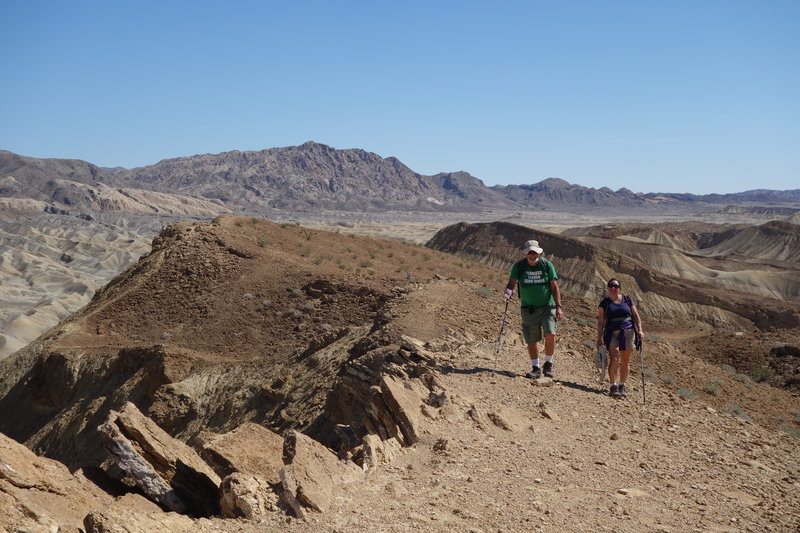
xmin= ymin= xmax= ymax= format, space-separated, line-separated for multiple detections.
xmin=2 ymin=142 xmax=799 ymax=214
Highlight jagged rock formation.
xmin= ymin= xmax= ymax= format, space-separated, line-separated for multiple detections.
xmin=99 ymin=401 xmax=222 ymax=515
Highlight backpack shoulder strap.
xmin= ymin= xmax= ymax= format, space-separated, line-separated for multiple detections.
xmin=514 ymin=258 xmax=527 ymax=277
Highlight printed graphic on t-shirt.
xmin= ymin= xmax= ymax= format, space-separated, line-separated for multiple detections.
xmin=524 ymin=269 xmax=546 ymax=285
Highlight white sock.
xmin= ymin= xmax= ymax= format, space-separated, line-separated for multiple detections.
xmin=545 ymin=356 xmax=553 ymax=364
xmin=531 ymin=358 xmax=540 ymax=369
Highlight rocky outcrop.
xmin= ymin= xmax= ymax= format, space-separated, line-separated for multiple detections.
xmin=219 ymin=473 xmax=280 ymax=519
xmin=98 ymin=402 xmax=221 ymax=516
xmin=279 ymin=429 xmax=362 ymax=518
xmin=83 ymin=503 xmax=196 ymax=533
xmin=0 ymin=431 xmax=112 ymax=532
xmin=378 ymin=375 xmax=424 ymax=445
xmin=194 ymin=422 xmax=284 ymax=483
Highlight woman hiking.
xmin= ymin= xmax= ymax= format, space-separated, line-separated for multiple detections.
xmin=596 ymin=278 xmax=644 ymax=398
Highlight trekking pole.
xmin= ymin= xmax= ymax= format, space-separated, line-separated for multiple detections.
xmin=492 ymin=299 xmax=510 ymax=375
xmin=638 ymin=341 xmax=646 ymax=404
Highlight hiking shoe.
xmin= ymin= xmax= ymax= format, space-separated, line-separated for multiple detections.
xmin=609 ymin=384 xmax=620 ymax=398
xmin=525 ymin=366 xmax=542 ymax=379
xmin=618 ymin=383 xmax=628 ymax=398
xmin=543 ymin=361 xmax=554 ymax=378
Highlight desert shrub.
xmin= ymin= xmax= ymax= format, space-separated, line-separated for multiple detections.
xmin=720 ymin=364 xmax=736 ymax=374
xmin=675 ymin=388 xmax=696 ymax=400
xmin=575 ymin=317 xmax=592 ymax=327
xmin=778 ymin=424 xmax=800 ymax=438
xmin=212 ymin=215 xmax=223 ymax=225
xmin=726 ymin=403 xmax=753 ymax=422
xmin=582 ymin=339 xmax=595 ymax=349
xmin=475 ymin=286 xmax=493 ymax=299
xmin=360 ymin=260 xmax=372 ymax=268
xmin=249 ymin=217 xmax=259 ymax=224
xmin=301 ymin=228 xmax=313 ymax=241
xmin=704 ymin=382 xmax=721 ymax=396
xmin=734 ymin=373 xmax=751 ymax=384
xmin=751 ymin=367 xmax=774 ymax=383
xmin=234 ymin=220 xmax=244 ymax=227
xmin=661 ymin=375 xmax=675 ymax=385
xmin=302 ymin=302 xmax=315 ymax=311
xmin=642 ymin=365 xmax=660 ymax=384
xmin=422 ymin=253 xmax=431 ymax=261
xmin=256 ymin=237 xmax=270 ymax=247
xmin=313 ymin=257 xmax=323 ymax=265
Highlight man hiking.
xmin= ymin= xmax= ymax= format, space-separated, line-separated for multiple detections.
xmin=504 ymin=240 xmax=564 ymax=379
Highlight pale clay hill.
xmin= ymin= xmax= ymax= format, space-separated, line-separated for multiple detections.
xmin=0 ymin=215 xmax=798 ymax=532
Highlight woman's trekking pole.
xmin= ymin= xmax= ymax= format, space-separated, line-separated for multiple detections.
xmin=638 ymin=341 xmax=647 ymax=404
xmin=492 ymin=299 xmax=510 ymax=375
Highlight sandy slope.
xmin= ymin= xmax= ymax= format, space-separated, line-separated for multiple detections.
xmin=0 ymin=214 xmax=162 ymax=358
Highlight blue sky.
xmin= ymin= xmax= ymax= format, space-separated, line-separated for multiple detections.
xmin=2 ymin=1 xmax=798 ymax=194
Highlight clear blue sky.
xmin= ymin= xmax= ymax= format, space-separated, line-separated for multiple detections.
xmin=2 ymin=1 xmax=798 ymax=194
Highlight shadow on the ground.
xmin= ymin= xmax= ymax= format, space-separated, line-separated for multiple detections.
xmin=439 ymin=365 xmax=518 ymax=379
xmin=440 ymin=365 xmax=610 ymax=395
xmin=558 ymin=379 xmax=606 ymax=395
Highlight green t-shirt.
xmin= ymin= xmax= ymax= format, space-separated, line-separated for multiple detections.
xmin=509 ymin=257 xmax=558 ymax=307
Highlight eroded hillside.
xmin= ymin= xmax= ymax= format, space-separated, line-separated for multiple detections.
xmin=0 ymin=215 xmax=504 ymax=469
xmin=427 ymin=221 xmax=800 ymax=329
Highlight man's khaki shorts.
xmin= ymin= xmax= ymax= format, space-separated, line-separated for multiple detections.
xmin=520 ymin=305 xmax=557 ymax=344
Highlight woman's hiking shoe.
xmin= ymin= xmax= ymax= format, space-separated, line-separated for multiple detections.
xmin=543 ymin=361 xmax=554 ymax=378
xmin=618 ymin=383 xmax=628 ymax=398
xmin=609 ymin=384 xmax=620 ymax=398
xmin=525 ymin=366 xmax=542 ymax=379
